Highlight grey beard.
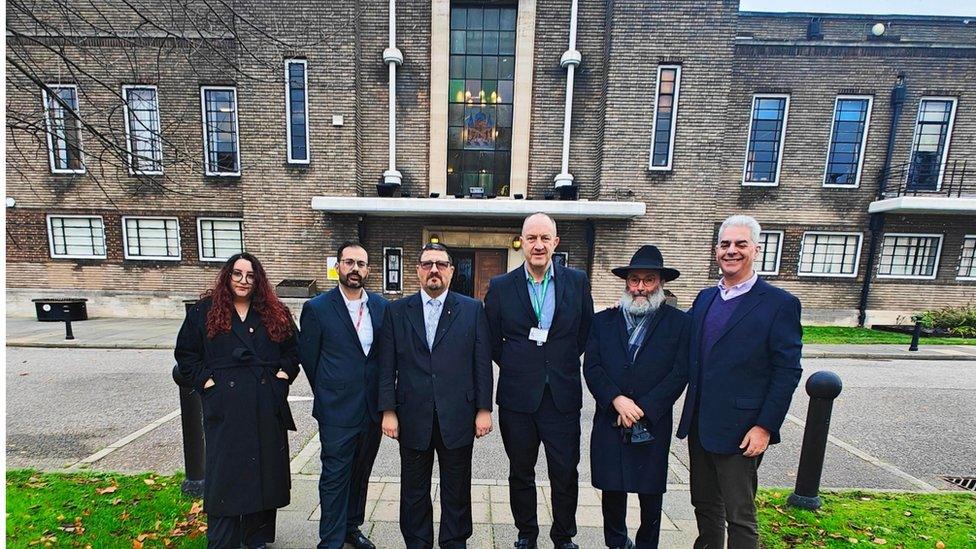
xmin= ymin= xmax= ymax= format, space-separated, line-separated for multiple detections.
xmin=621 ymin=287 xmax=665 ymax=316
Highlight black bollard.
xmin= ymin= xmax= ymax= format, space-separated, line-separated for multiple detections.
xmin=788 ymin=370 xmax=843 ymax=510
xmin=62 ymin=304 xmax=75 ymax=340
xmin=909 ymin=321 xmax=922 ymax=352
xmin=173 ymin=365 xmax=206 ymax=497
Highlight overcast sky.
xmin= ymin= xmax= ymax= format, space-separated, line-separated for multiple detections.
xmin=740 ymin=0 xmax=976 ymax=17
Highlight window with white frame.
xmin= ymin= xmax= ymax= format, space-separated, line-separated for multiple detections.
xmin=285 ymin=60 xmax=309 ymax=164
xmin=648 ymin=65 xmax=681 ymax=170
xmin=122 ymin=217 xmax=180 ymax=260
xmin=877 ymin=234 xmax=942 ymax=279
xmin=47 ymin=215 xmax=106 ymax=259
xmin=42 ymin=85 xmax=85 ymax=173
xmin=908 ymin=98 xmax=956 ymax=191
xmin=798 ymin=232 xmax=861 ymax=277
xmin=757 ymin=230 xmax=783 ymax=275
xmin=200 ymin=87 xmax=241 ymax=176
xmin=743 ymin=94 xmax=789 ymax=185
xmin=198 ymin=218 xmax=244 ymax=261
xmin=824 ymin=96 xmax=872 ymax=187
xmin=123 ymin=86 xmax=163 ymax=174
xmin=958 ymin=236 xmax=976 ymax=280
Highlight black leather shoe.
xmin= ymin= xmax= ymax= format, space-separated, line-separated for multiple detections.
xmin=609 ymin=539 xmax=635 ymax=549
xmin=555 ymin=542 xmax=579 ymax=549
xmin=513 ymin=539 xmax=537 ymax=549
xmin=345 ymin=530 xmax=376 ymax=549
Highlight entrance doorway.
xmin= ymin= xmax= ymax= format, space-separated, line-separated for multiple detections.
xmin=450 ymin=249 xmax=507 ymax=301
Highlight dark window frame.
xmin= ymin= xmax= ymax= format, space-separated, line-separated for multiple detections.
xmin=742 ymin=94 xmax=790 ymax=186
xmin=285 ymin=59 xmax=310 ymax=164
xmin=648 ymin=65 xmax=681 ymax=171
xmin=122 ymin=85 xmax=164 ymax=175
xmin=200 ymin=86 xmax=241 ymax=176
xmin=42 ymin=84 xmax=86 ymax=174
xmin=823 ymin=95 xmax=872 ymax=188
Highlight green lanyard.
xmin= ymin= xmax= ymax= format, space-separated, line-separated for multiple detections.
xmin=528 ymin=273 xmax=551 ymax=323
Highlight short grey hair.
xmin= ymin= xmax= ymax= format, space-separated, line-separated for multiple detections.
xmin=718 ymin=215 xmax=761 ymax=244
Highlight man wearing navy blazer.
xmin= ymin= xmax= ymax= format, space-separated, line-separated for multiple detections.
xmin=485 ymin=213 xmax=594 ymax=549
xmin=299 ymin=242 xmax=389 ymax=549
xmin=583 ymin=245 xmax=691 ymax=549
xmin=676 ymin=215 xmax=803 ymax=549
xmin=378 ymin=243 xmax=493 ymax=549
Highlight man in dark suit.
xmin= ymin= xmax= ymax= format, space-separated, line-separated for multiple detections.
xmin=378 ymin=243 xmax=494 ymax=549
xmin=676 ymin=215 xmax=803 ymax=549
xmin=583 ymin=245 xmax=691 ymax=549
xmin=484 ymin=212 xmax=594 ymax=549
xmin=299 ymin=242 xmax=389 ymax=549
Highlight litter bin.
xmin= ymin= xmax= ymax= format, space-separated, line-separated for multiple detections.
xmin=32 ymin=298 xmax=88 ymax=322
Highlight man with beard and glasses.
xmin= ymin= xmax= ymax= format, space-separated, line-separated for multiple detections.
xmin=378 ymin=243 xmax=493 ymax=549
xmin=299 ymin=242 xmax=389 ymax=549
xmin=676 ymin=215 xmax=802 ymax=549
xmin=582 ymin=245 xmax=690 ymax=549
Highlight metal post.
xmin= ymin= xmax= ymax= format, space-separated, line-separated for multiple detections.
xmin=62 ymin=304 xmax=75 ymax=340
xmin=173 ymin=365 xmax=206 ymax=497
xmin=788 ymin=371 xmax=843 ymax=510
xmin=909 ymin=321 xmax=922 ymax=352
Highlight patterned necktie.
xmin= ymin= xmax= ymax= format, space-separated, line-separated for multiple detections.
xmin=425 ymin=299 xmax=442 ymax=350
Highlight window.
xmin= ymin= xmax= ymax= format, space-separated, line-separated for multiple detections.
xmin=447 ymin=5 xmax=518 ymax=197
xmin=757 ymin=230 xmax=783 ymax=275
xmin=122 ymin=217 xmax=180 ymax=260
xmin=384 ymin=247 xmax=403 ymax=294
xmin=743 ymin=95 xmax=789 ymax=185
xmin=123 ymin=86 xmax=163 ymax=174
xmin=47 ymin=215 xmax=106 ymax=259
xmin=285 ymin=60 xmax=309 ymax=164
xmin=823 ymin=96 xmax=872 ymax=187
xmin=42 ymin=85 xmax=85 ymax=173
xmin=798 ymin=232 xmax=862 ymax=277
xmin=958 ymin=236 xmax=976 ymax=280
xmin=908 ymin=97 xmax=957 ymax=191
xmin=648 ymin=65 xmax=681 ymax=171
xmin=197 ymin=218 xmax=244 ymax=262
xmin=200 ymin=87 xmax=241 ymax=176
xmin=877 ymin=234 xmax=942 ymax=279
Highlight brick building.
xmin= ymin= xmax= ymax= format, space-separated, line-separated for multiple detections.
xmin=5 ymin=1 xmax=975 ymax=323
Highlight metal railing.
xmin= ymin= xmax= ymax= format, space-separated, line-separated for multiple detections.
xmin=879 ymin=158 xmax=976 ymax=199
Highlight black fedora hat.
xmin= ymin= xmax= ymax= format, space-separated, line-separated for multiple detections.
xmin=611 ymin=245 xmax=680 ymax=282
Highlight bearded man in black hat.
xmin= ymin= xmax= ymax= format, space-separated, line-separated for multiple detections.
xmin=582 ymin=245 xmax=691 ymax=549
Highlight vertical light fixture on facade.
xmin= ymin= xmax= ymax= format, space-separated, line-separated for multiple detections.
xmin=554 ymin=0 xmax=581 ymax=197
xmin=381 ymin=0 xmax=404 ymax=194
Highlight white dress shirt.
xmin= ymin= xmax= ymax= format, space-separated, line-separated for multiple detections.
xmin=718 ymin=271 xmax=758 ymax=301
xmin=341 ymin=289 xmax=373 ymax=355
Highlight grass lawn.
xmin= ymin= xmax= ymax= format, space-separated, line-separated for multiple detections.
xmin=6 ymin=469 xmax=205 ymax=548
xmin=802 ymin=326 xmax=976 ymax=345
xmin=758 ymin=489 xmax=976 ymax=548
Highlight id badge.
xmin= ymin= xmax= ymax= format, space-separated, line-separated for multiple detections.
xmin=529 ymin=327 xmax=549 ymax=346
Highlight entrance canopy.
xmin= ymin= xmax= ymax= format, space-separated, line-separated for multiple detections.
xmin=310 ymin=196 xmax=646 ymax=220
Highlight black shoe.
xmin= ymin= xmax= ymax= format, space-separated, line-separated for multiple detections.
xmin=345 ymin=530 xmax=376 ymax=549
xmin=609 ymin=539 xmax=635 ymax=549
xmin=555 ymin=542 xmax=579 ymax=549
xmin=514 ymin=539 xmax=537 ymax=549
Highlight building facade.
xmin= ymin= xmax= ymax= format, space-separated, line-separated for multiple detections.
xmin=6 ymin=1 xmax=976 ymax=323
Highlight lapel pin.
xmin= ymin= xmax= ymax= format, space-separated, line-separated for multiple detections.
xmin=249 ymin=327 xmax=254 ymax=333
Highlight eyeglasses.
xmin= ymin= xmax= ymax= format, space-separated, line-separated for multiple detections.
xmin=627 ymin=276 xmax=658 ymax=288
xmin=419 ymin=260 xmax=452 ymax=271
xmin=232 ymin=270 xmax=255 ymax=284
xmin=340 ymin=258 xmax=369 ymax=269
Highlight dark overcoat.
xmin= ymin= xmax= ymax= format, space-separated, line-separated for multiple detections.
xmin=583 ymin=304 xmax=691 ymax=494
xmin=377 ymin=291 xmax=493 ymax=451
xmin=174 ymin=297 xmax=300 ymax=517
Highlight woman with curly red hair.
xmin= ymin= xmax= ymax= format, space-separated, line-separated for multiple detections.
xmin=175 ymin=252 xmax=300 ymax=549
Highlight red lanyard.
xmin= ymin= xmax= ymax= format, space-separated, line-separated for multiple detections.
xmin=354 ymin=302 xmax=366 ymax=333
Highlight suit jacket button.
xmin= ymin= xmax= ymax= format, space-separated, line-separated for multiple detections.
xmin=229 ymin=381 xmax=236 ymax=388
xmin=261 ymin=378 xmax=266 ymax=384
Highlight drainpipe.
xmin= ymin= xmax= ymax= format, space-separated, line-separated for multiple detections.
xmin=857 ymin=73 xmax=906 ymax=327
xmin=382 ymin=0 xmax=403 ymax=191
xmin=554 ymin=0 xmax=581 ymax=200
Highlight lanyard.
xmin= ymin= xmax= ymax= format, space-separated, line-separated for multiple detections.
xmin=353 ymin=302 xmax=367 ymax=332
xmin=528 ymin=273 xmax=550 ymax=324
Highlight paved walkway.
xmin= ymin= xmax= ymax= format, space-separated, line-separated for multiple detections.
xmin=8 ymin=316 xmax=976 ymax=359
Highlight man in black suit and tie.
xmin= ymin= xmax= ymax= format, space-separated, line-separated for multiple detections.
xmin=378 ymin=243 xmax=494 ymax=549
xmin=299 ymin=242 xmax=389 ymax=549
xmin=484 ymin=213 xmax=595 ymax=549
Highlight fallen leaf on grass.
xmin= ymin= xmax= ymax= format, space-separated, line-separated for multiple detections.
xmin=903 ymin=511 xmax=912 ymax=517
xmin=132 ymin=541 xmax=142 ymax=549
xmin=188 ymin=501 xmax=203 ymax=515
xmin=142 ymin=478 xmax=155 ymax=486
xmin=873 ymin=539 xmax=887 ymax=545
xmin=935 ymin=542 xmax=945 ymax=549
xmin=96 ymin=485 xmax=118 ymax=495
xmin=848 ymin=539 xmax=859 ymax=544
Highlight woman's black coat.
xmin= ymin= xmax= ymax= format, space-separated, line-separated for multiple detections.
xmin=175 ymin=297 xmax=300 ymax=517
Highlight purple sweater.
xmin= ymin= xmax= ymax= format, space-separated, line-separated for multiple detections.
xmin=694 ymin=292 xmax=747 ymax=418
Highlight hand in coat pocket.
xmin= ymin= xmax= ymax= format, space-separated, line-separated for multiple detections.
xmin=275 ymin=370 xmax=289 ymax=380
xmin=204 ymin=377 xmax=216 ymax=389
